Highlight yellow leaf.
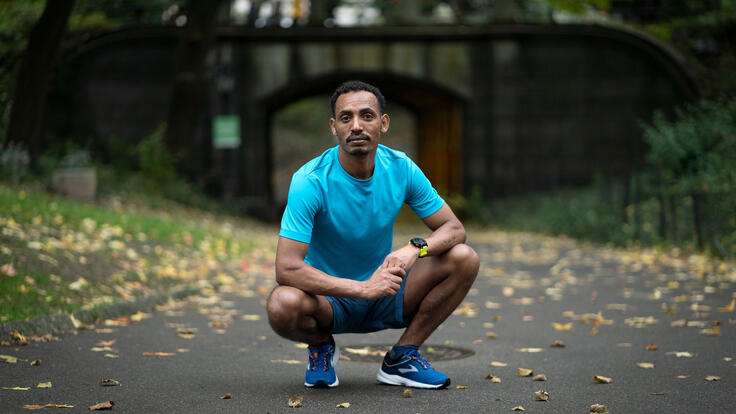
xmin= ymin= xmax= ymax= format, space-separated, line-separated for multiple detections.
xmin=491 ymin=361 xmax=508 ymax=367
xmin=517 ymin=368 xmax=534 ymax=377
xmin=294 ymin=343 xmax=309 ymax=349
xmin=3 ymin=386 xmax=30 ymax=390
xmin=704 ymin=376 xmax=721 ymax=381
xmin=637 ymin=362 xmax=655 ymax=369
xmin=104 ymin=354 xmax=119 ymax=359
xmin=456 ymin=385 xmax=468 ymax=389
xmin=130 ymin=311 xmax=151 ymax=321
xmin=553 ymin=322 xmax=572 ymax=331
xmin=37 ymin=382 xmax=52 ymax=388
xmin=511 ymin=406 xmax=525 ymax=411
xmin=718 ymin=299 xmax=735 ymax=312
xmin=142 ymin=352 xmax=175 ymax=356
xmin=0 ymin=354 xmax=18 ymax=364
xmin=336 ymin=402 xmax=351 ymax=408
xmin=515 ymin=348 xmax=542 ymax=353
xmin=590 ymin=403 xmax=609 ymax=413
xmin=593 ymin=375 xmax=612 ymax=384
xmin=288 ymin=396 xmax=303 ymax=408
xmin=534 ymin=390 xmax=550 ymax=402
xmin=492 ymin=376 xmax=502 ymax=383
xmin=89 ymin=401 xmax=115 ymax=411
xmin=403 ymin=388 xmax=412 ymax=398
xmin=23 ymin=403 xmax=74 ymax=410
xmin=30 ymin=360 xmax=41 ymax=366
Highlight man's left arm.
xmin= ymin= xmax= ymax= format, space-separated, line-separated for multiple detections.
xmin=381 ymin=203 xmax=466 ymax=271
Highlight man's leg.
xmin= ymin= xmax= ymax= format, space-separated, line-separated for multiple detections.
xmin=266 ymin=285 xmax=333 ymax=344
xmin=267 ymin=286 xmax=340 ymax=388
xmin=376 ymin=243 xmax=479 ymax=389
xmin=399 ymin=243 xmax=480 ymax=346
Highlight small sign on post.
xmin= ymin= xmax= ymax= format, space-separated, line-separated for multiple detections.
xmin=213 ymin=115 xmax=241 ymax=149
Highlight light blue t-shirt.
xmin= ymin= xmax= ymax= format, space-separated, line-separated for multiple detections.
xmin=279 ymin=144 xmax=445 ymax=282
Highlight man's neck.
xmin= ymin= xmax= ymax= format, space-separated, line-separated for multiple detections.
xmin=337 ymin=148 xmax=375 ymax=180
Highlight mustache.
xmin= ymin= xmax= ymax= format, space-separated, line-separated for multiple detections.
xmin=347 ymin=133 xmax=370 ymax=142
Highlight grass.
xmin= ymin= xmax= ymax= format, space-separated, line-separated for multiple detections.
xmin=0 ymin=183 xmax=277 ymax=322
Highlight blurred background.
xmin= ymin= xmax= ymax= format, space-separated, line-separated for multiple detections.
xmin=1 ymin=0 xmax=735 ymax=255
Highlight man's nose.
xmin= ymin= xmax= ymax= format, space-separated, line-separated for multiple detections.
xmin=350 ymin=117 xmax=362 ymax=132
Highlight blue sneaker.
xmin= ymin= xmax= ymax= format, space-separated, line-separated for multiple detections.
xmin=304 ymin=336 xmax=339 ymax=388
xmin=376 ymin=345 xmax=450 ymax=389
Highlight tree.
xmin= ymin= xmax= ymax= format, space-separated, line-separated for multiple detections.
xmin=164 ymin=0 xmax=228 ymax=178
xmin=6 ymin=0 xmax=75 ymax=158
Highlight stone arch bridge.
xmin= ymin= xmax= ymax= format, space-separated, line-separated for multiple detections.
xmin=57 ymin=24 xmax=697 ymax=217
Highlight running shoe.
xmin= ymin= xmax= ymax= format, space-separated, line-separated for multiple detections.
xmin=376 ymin=345 xmax=450 ymax=389
xmin=304 ymin=336 xmax=339 ymax=388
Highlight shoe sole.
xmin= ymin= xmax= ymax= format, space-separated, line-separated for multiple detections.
xmin=376 ymin=368 xmax=451 ymax=389
xmin=304 ymin=342 xmax=340 ymax=388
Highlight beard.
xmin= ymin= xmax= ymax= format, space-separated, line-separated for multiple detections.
xmin=343 ymin=133 xmax=372 ymax=156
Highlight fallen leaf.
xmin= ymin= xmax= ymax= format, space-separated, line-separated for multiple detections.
xmin=616 ymin=342 xmax=632 ymax=347
xmin=403 ymin=388 xmax=412 ymax=398
xmin=645 ymin=344 xmax=659 ymax=351
xmin=294 ymin=343 xmax=309 ymax=349
xmin=517 ymin=368 xmax=534 ymax=377
xmin=511 ymin=406 xmax=525 ymax=411
xmin=142 ymin=352 xmax=175 ymax=356
xmin=100 ymin=379 xmax=121 ymax=387
xmin=30 ymin=360 xmax=41 ymax=366
xmin=103 ymin=354 xmax=118 ymax=359
xmin=491 ymin=361 xmax=508 ymax=367
xmin=492 ymin=376 xmax=502 ymax=383
xmin=209 ymin=321 xmax=230 ymax=328
xmin=590 ymin=404 xmax=609 ymax=413
xmin=3 ymin=386 xmax=30 ymax=390
xmin=130 ymin=311 xmax=151 ymax=321
xmin=220 ymin=393 xmax=232 ymax=399
xmin=651 ymin=392 xmax=666 ymax=396
xmin=242 ymin=314 xmax=261 ymax=321
xmin=96 ymin=340 xmax=116 ymax=346
xmin=675 ymin=375 xmax=690 ymax=379
xmin=550 ymin=340 xmax=565 ymax=348
xmin=472 ymin=339 xmax=483 ymax=345
xmin=522 ymin=315 xmax=534 ymax=322
xmin=515 ymin=348 xmax=543 ymax=353
xmin=288 ymin=396 xmax=303 ymax=408
xmin=336 ymin=402 xmax=350 ymax=408
xmin=23 ymin=404 xmax=74 ymax=410
xmin=637 ymin=362 xmax=655 ymax=369
xmin=666 ymin=351 xmax=693 ymax=358
xmin=176 ymin=348 xmax=190 ymax=353
xmin=486 ymin=332 xmax=497 ymax=339
xmin=37 ymin=382 xmax=51 ymax=388
xmin=91 ymin=347 xmax=115 ymax=352
xmin=0 ymin=354 xmax=18 ymax=364
xmin=718 ymin=298 xmax=735 ymax=312
xmin=533 ymin=374 xmax=547 ymax=381
xmin=553 ymin=322 xmax=573 ymax=331
xmin=593 ymin=375 xmax=612 ymax=384
xmin=89 ymin=401 xmax=114 ymax=411
xmin=456 ymin=385 xmax=468 ymax=389
xmin=177 ymin=333 xmax=196 ymax=339
xmin=704 ymin=376 xmax=721 ymax=381
xmin=534 ymin=390 xmax=550 ymax=402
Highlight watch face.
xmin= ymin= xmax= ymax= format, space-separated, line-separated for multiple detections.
xmin=411 ymin=238 xmax=426 ymax=247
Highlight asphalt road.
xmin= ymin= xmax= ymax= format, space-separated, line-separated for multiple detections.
xmin=1 ymin=231 xmax=734 ymax=413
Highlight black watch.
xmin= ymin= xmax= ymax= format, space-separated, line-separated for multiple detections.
xmin=409 ymin=237 xmax=428 ymax=258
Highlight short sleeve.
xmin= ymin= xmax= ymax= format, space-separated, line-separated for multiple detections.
xmin=405 ymin=159 xmax=445 ymax=219
xmin=279 ymin=172 xmax=322 ymax=243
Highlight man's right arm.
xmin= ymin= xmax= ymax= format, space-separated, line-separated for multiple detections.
xmin=275 ymin=236 xmax=405 ymax=300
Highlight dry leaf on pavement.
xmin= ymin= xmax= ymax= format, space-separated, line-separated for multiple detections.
xmin=517 ymin=368 xmax=534 ymax=377
xmin=100 ymin=379 xmax=121 ymax=387
xmin=220 ymin=393 xmax=232 ymax=399
xmin=511 ymin=406 xmax=525 ymax=411
xmin=456 ymin=385 xmax=468 ymax=389
xmin=637 ymin=362 xmax=655 ymax=369
xmin=491 ymin=361 xmax=508 ymax=367
xmin=516 ymin=348 xmax=543 ymax=353
xmin=590 ymin=404 xmax=609 ymax=413
xmin=1 ymin=354 xmax=18 ymax=364
xmin=288 ymin=396 xmax=303 ymax=408
xmin=30 ymin=360 xmax=41 ymax=366
xmin=593 ymin=375 xmax=612 ymax=384
xmin=534 ymin=390 xmax=550 ymax=402
xmin=89 ymin=400 xmax=114 ymax=411
xmin=533 ymin=374 xmax=547 ymax=381
xmin=142 ymin=352 xmax=175 ymax=356
xmin=23 ymin=404 xmax=74 ymax=410
xmin=704 ymin=376 xmax=721 ymax=381
xmin=553 ymin=322 xmax=572 ymax=331
xmin=403 ymin=388 xmax=412 ymax=398
xmin=3 ymin=386 xmax=30 ymax=390
xmin=550 ymin=340 xmax=565 ymax=348
xmin=36 ymin=382 xmax=51 ymax=388
xmin=645 ymin=343 xmax=659 ymax=351
xmin=336 ymin=402 xmax=350 ymax=408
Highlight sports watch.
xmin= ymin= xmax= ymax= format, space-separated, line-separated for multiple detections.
xmin=409 ymin=237 xmax=428 ymax=258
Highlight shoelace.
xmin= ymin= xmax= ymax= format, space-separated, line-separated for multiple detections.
xmin=308 ymin=346 xmax=330 ymax=372
xmin=405 ymin=349 xmax=432 ymax=370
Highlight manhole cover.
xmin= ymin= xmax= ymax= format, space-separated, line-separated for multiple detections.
xmin=339 ymin=344 xmax=474 ymax=363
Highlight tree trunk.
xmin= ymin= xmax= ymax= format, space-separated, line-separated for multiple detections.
xmin=692 ymin=192 xmax=705 ymax=250
xmin=7 ymin=0 xmax=75 ymax=158
xmin=165 ymin=0 xmax=227 ymax=178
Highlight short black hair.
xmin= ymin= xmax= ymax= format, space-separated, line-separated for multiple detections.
xmin=330 ymin=80 xmax=386 ymax=116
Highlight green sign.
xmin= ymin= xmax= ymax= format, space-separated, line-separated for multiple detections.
xmin=213 ymin=115 xmax=241 ymax=149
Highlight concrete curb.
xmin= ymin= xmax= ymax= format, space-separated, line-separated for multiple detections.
xmin=0 ymin=286 xmax=199 ymax=342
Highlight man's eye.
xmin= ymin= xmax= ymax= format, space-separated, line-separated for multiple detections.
xmin=362 ymin=114 xmax=373 ymax=120
xmin=341 ymin=116 xmax=350 ymax=122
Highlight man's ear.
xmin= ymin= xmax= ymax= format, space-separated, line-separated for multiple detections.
xmin=381 ymin=113 xmax=390 ymax=133
xmin=329 ymin=118 xmax=337 ymax=136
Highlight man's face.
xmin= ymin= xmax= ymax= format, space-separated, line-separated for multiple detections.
xmin=330 ymin=90 xmax=389 ymax=157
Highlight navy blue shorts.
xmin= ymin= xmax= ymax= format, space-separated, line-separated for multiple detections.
xmin=326 ymin=275 xmax=411 ymax=334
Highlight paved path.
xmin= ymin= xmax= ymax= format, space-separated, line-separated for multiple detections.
xmin=1 ymin=231 xmax=734 ymax=413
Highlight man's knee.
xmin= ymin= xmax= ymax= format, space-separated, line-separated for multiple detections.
xmin=446 ymin=243 xmax=480 ymax=282
xmin=266 ymin=286 xmax=308 ymax=330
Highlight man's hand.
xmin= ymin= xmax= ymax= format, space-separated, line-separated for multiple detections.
xmin=361 ymin=265 xmax=406 ymax=300
xmin=381 ymin=244 xmax=420 ymax=272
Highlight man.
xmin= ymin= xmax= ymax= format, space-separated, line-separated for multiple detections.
xmin=267 ymin=80 xmax=479 ymax=389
